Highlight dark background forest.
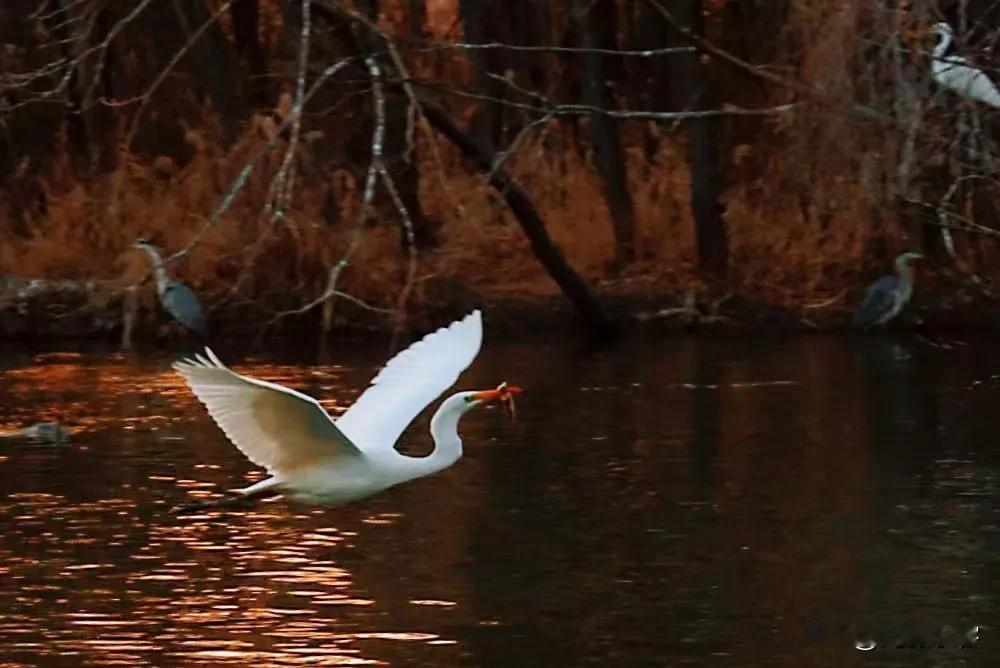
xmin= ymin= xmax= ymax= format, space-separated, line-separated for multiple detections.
xmin=2 ymin=0 xmax=1000 ymax=337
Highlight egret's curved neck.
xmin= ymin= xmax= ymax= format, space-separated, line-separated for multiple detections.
xmin=416 ymin=394 xmax=469 ymax=477
xmin=934 ymin=27 xmax=952 ymax=58
xmin=138 ymin=245 xmax=169 ymax=292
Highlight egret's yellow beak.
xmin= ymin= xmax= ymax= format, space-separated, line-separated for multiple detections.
xmin=473 ymin=382 xmax=524 ymax=419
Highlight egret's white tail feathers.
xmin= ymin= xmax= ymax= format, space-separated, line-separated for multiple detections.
xmin=238 ymin=476 xmax=282 ymax=497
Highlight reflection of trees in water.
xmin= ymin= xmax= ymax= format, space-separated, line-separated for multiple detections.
xmin=464 ymin=339 xmax=878 ymax=663
xmin=465 ymin=340 xmax=736 ymax=664
xmin=679 ymin=338 xmax=878 ymax=661
xmin=861 ymin=338 xmax=940 ymax=485
xmin=856 ymin=337 xmax=998 ymax=649
xmin=466 ymin=341 xmax=632 ymax=665
xmin=3 ymin=342 xmax=1000 ymax=664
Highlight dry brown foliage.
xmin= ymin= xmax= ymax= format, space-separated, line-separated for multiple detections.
xmin=2 ymin=0 xmax=1000 ymax=331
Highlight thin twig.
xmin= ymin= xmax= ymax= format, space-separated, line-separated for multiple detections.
xmin=377 ymin=165 xmax=419 ymax=347
xmin=264 ymin=55 xmax=389 ymax=334
xmin=325 ymin=4 xmax=465 ymax=221
xmin=399 ymin=38 xmax=696 ymax=58
xmin=405 ymin=77 xmax=796 ymax=120
xmin=268 ymin=0 xmax=312 ymax=218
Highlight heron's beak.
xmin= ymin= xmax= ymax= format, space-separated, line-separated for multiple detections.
xmin=472 ymin=382 xmax=524 ymax=420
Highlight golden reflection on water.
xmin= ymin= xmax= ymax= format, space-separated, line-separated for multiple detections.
xmin=2 ymin=341 xmax=1000 ymax=666
xmin=0 ymin=352 xmax=468 ymax=667
xmin=1 ymin=355 xmax=354 ymax=437
xmin=0 ymin=487 xmax=460 ymax=666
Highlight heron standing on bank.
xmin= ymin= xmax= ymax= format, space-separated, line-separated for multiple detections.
xmin=930 ymin=22 xmax=1000 ymax=108
xmin=134 ymin=239 xmax=208 ymax=336
xmin=855 ymin=252 xmax=924 ymax=329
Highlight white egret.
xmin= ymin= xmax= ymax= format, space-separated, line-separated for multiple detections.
xmin=855 ymin=252 xmax=923 ymax=329
xmin=930 ymin=22 xmax=1000 ymax=108
xmin=171 ymin=310 xmax=521 ymax=511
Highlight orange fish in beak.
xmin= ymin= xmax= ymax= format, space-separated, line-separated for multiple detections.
xmin=473 ymin=382 xmax=524 ymax=420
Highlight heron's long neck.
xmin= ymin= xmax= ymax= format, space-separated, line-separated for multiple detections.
xmin=896 ymin=261 xmax=915 ymax=297
xmin=139 ymin=246 xmax=169 ymax=292
xmin=419 ymin=395 xmax=467 ymax=476
xmin=934 ymin=30 xmax=951 ymax=58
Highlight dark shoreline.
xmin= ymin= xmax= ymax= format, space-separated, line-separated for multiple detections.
xmin=3 ymin=277 xmax=999 ymax=346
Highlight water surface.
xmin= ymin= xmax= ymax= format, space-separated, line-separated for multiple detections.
xmin=1 ymin=336 xmax=999 ymax=666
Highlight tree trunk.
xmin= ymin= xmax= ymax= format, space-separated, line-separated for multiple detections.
xmin=231 ymin=0 xmax=269 ymax=107
xmin=458 ymin=0 xmax=507 ymax=153
xmin=577 ymin=0 xmax=638 ymax=267
xmin=279 ymin=0 xmax=302 ymax=34
xmin=172 ymin=0 xmax=238 ymax=130
xmin=628 ymin=0 xmax=672 ymax=112
xmin=50 ymin=0 xmax=89 ymax=172
xmin=420 ymin=102 xmax=616 ymax=335
xmin=408 ymin=0 xmax=426 ymax=37
xmin=666 ymin=0 xmax=729 ymax=275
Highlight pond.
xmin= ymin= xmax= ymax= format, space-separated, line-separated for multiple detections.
xmin=0 ymin=334 xmax=997 ymax=666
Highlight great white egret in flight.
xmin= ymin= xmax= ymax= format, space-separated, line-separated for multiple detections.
xmin=855 ymin=252 xmax=923 ymax=329
xmin=134 ymin=239 xmax=209 ymax=336
xmin=930 ymin=22 xmax=1000 ymax=108
xmin=172 ymin=310 xmax=521 ymax=511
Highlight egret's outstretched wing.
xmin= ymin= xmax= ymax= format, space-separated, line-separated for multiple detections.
xmin=174 ymin=348 xmax=362 ymax=475
xmin=336 ymin=310 xmax=483 ymax=451
xmin=855 ymin=276 xmax=897 ymax=328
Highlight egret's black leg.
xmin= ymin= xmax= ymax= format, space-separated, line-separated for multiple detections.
xmin=170 ymin=490 xmax=279 ymax=515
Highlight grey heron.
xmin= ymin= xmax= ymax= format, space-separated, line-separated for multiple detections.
xmin=855 ymin=252 xmax=924 ymax=329
xmin=931 ymin=22 xmax=1000 ymax=108
xmin=134 ymin=239 xmax=208 ymax=336
xmin=0 ymin=422 xmax=68 ymax=445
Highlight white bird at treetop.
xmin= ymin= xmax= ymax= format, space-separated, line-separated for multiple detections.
xmin=930 ymin=22 xmax=1000 ymax=108
xmin=171 ymin=310 xmax=521 ymax=512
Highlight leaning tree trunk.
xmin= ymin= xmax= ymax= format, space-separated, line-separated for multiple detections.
xmin=665 ymin=0 xmax=729 ymax=275
xmin=420 ymin=102 xmax=617 ymax=335
xmin=578 ymin=0 xmax=638 ymax=267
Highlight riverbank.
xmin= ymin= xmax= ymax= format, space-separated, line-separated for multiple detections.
xmin=3 ymin=271 xmax=998 ymax=345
